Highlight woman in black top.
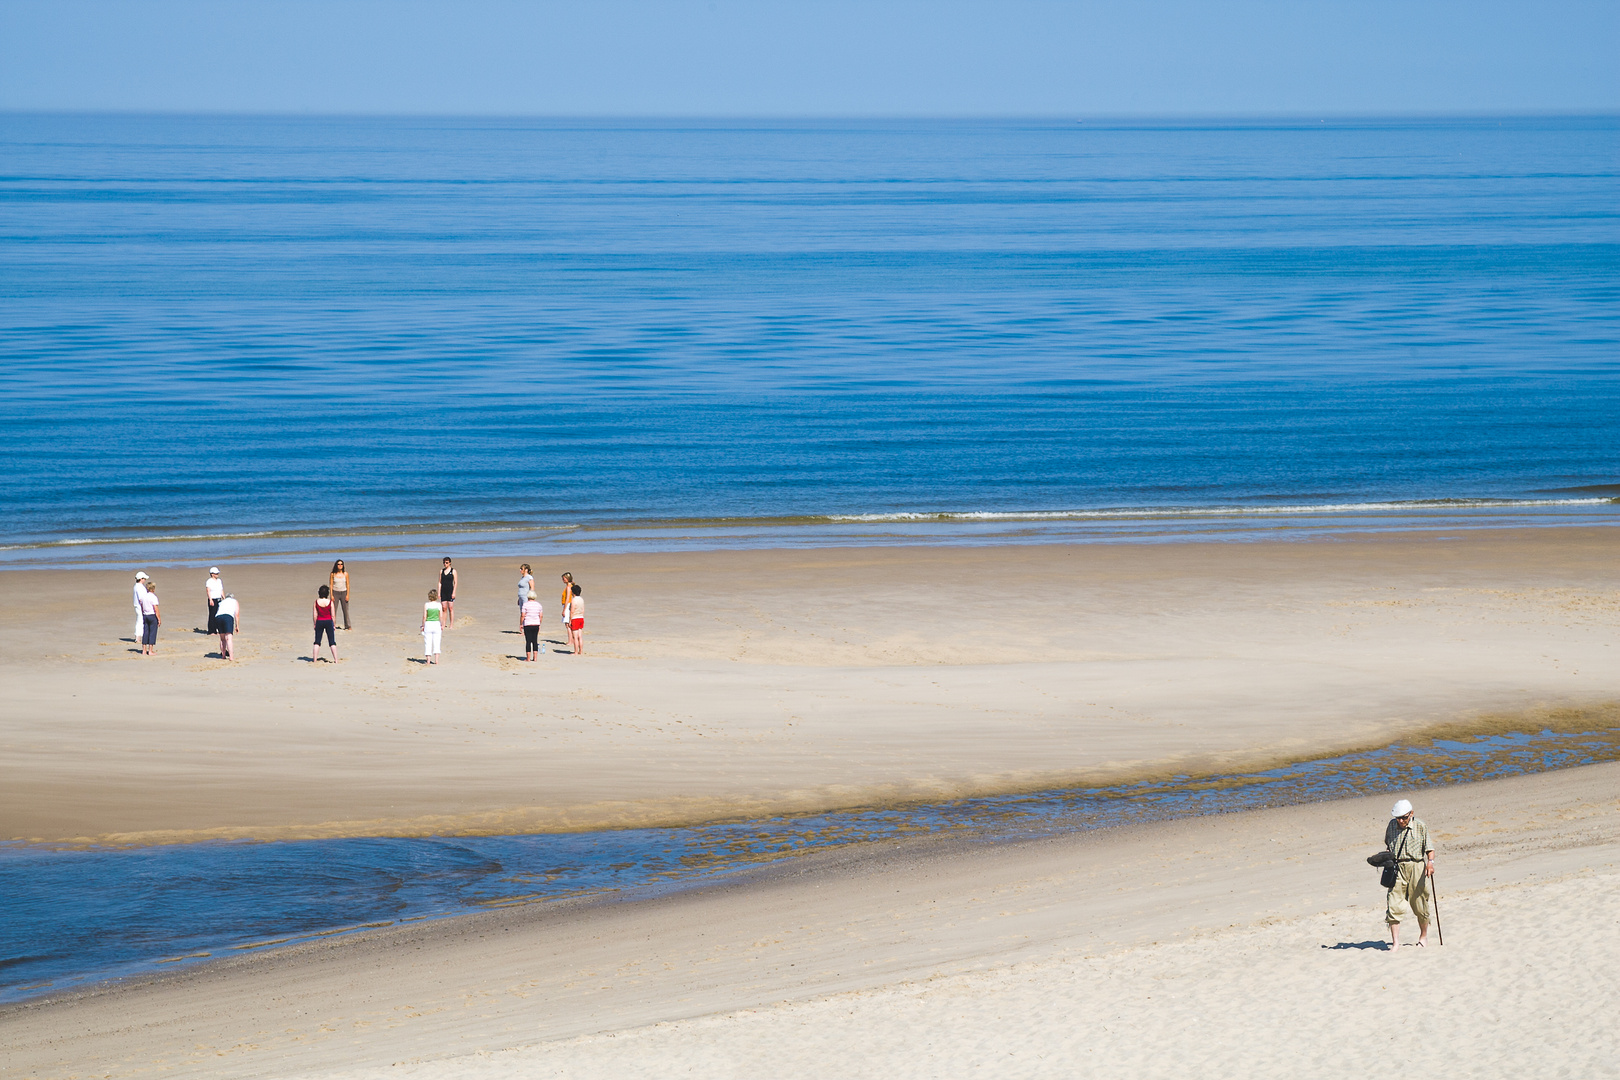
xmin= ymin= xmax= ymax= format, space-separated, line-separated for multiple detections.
xmin=439 ymin=557 xmax=458 ymax=629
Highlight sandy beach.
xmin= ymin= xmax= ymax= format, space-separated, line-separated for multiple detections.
xmin=3 ymin=528 xmax=1619 ymax=1078
xmin=4 ymin=761 xmax=1617 ymax=1078
xmin=3 ymin=529 xmax=1618 ymax=845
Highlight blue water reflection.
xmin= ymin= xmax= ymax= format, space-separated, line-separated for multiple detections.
xmin=3 ymin=728 xmax=1616 ymax=1003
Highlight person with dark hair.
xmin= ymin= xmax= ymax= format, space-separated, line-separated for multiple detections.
xmin=569 ymin=582 xmax=585 ymax=656
xmin=311 ymin=584 xmax=340 ymax=664
xmin=329 ymin=559 xmax=352 ymax=630
xmin=439 ymin=558 xmax=458 ymax=629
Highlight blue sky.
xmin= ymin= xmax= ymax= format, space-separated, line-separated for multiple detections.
xmin=1 ymin=0 xmax=1616 ymax=116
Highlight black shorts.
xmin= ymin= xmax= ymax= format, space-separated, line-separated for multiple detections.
xmin=314 ymin=621 xmax=335 ymax=645
xmin=216 ymin=614 xmax=236 ymax=634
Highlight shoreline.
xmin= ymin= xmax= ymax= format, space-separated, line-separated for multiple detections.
xmin=4 ymin=527 xmax=1618 ymax=846
xmin=6 ymin=759 xmax=1617 ymax=1078
xmin=3 ymin=499 xmax=1617 ymax=572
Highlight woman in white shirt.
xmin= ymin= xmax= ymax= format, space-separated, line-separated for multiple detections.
xmin=139 ymin=580 xmax=161 ymax=656
xmin=205 ymin=567 xmax=224 ymax=633
xmin=133 ymin=572 xmax=149 ymax=640
xmin=215 ymin=593 xmax=240 ymax=661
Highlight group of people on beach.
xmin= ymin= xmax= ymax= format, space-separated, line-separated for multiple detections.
xmin=419 ymin=559 xmax=583 ymax=664
xmin=130 ymin=558 xmax=584 ymax=666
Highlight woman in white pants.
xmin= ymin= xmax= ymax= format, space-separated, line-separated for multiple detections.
xmin=133 ymin=571 xmax=149 ymax=639
xmin=421 ymin=588 xmax=443 ymax=664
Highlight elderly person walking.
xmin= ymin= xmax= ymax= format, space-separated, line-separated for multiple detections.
xmin=1384 ymin=798 xmax=1436 ymax=950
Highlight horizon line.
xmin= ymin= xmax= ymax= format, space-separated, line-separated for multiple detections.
xmin=3 ymin=107 xmax=1618 ymax=124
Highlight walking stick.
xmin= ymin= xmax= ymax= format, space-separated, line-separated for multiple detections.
xmin=1428 ymin=867 xmax=1443 ymax=945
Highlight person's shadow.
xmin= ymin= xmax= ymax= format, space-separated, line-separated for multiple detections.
xmin=1321 ymin=941 xmax=1391 ymax=951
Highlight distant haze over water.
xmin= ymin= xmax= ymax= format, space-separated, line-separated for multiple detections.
xmin=2 ymin=114 xmax=1617 ymax=566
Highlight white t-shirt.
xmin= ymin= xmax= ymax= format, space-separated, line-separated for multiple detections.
xmin=206 ymin=576 xmax=224 ymax=600
xmin=138 ymin=589 xmax=160 ymax=616
xmin=133 ymin=582 xmax=147 ymax=609
xmin=216 ymin=596 xmax=240 ymax=621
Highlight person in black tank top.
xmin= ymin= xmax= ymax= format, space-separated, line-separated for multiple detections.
xmin=439 ymin=558 xmax=457 ymax=629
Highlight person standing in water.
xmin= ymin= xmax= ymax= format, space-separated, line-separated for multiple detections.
xmin=215 ymin=592 xmax=240 ymax=661
xmin=1384 ymin=799 xmax=1436 ymax=950
xmin=520 ymin=590 xmax=544 ymax=661
xmin=422 ymin=588 xmax=443 ymax=664
xmin=311 ymin=585 xmax=340 ymax=663
xmin=439 ymin=558 xmax=458 ymax=629
xmin=138 ymin=579 xmax=161 ymax=656
xmin=329 ymin=559 xmax=352 ymax=630
xmin=204 ymin=567 xmax=224 ymax=633
xmin=568 ymin=582 xmax=585 ymax=656
xmin=132 ymin=571 xmax=150 ymax=640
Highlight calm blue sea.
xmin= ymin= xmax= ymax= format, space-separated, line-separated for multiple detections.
xmin=2 ymin=114 xmax=1617 ymax=566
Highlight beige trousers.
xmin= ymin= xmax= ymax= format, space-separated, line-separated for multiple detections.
xmin=1385 ymin=861 xmax=1432 ymax=925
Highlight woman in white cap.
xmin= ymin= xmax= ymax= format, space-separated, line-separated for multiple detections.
xmin=1383 ymin=799 xmax=1436 ymax=950
xmin=205 ymin=567 xmax=224 ymax=633
xmin=133 ymin=572 xmax=150 ymax=640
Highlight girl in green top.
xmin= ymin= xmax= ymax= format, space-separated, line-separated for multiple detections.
xmin=421 ymin=588 xmax=443 ymax=664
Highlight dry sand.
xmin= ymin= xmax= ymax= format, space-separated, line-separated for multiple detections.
xmin=5 ymin=761 xmax=1617 ymax=1079
xmin=4 ymin=529 xmax=1619 ymax=845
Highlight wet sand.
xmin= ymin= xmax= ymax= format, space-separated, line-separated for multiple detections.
xmin=4 ymin=761 xmax=1617 ymax=1079
xmin=3 ymin=528 xmax=1619 ymax=844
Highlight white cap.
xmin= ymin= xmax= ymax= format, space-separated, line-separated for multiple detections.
xmin=210 ymin=567 xmax=220 ymax=574
xmin=1391 ymin=799 xmax=1413 ymax=817
xmin=135 ymin=571 xmax=149 ymax=579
